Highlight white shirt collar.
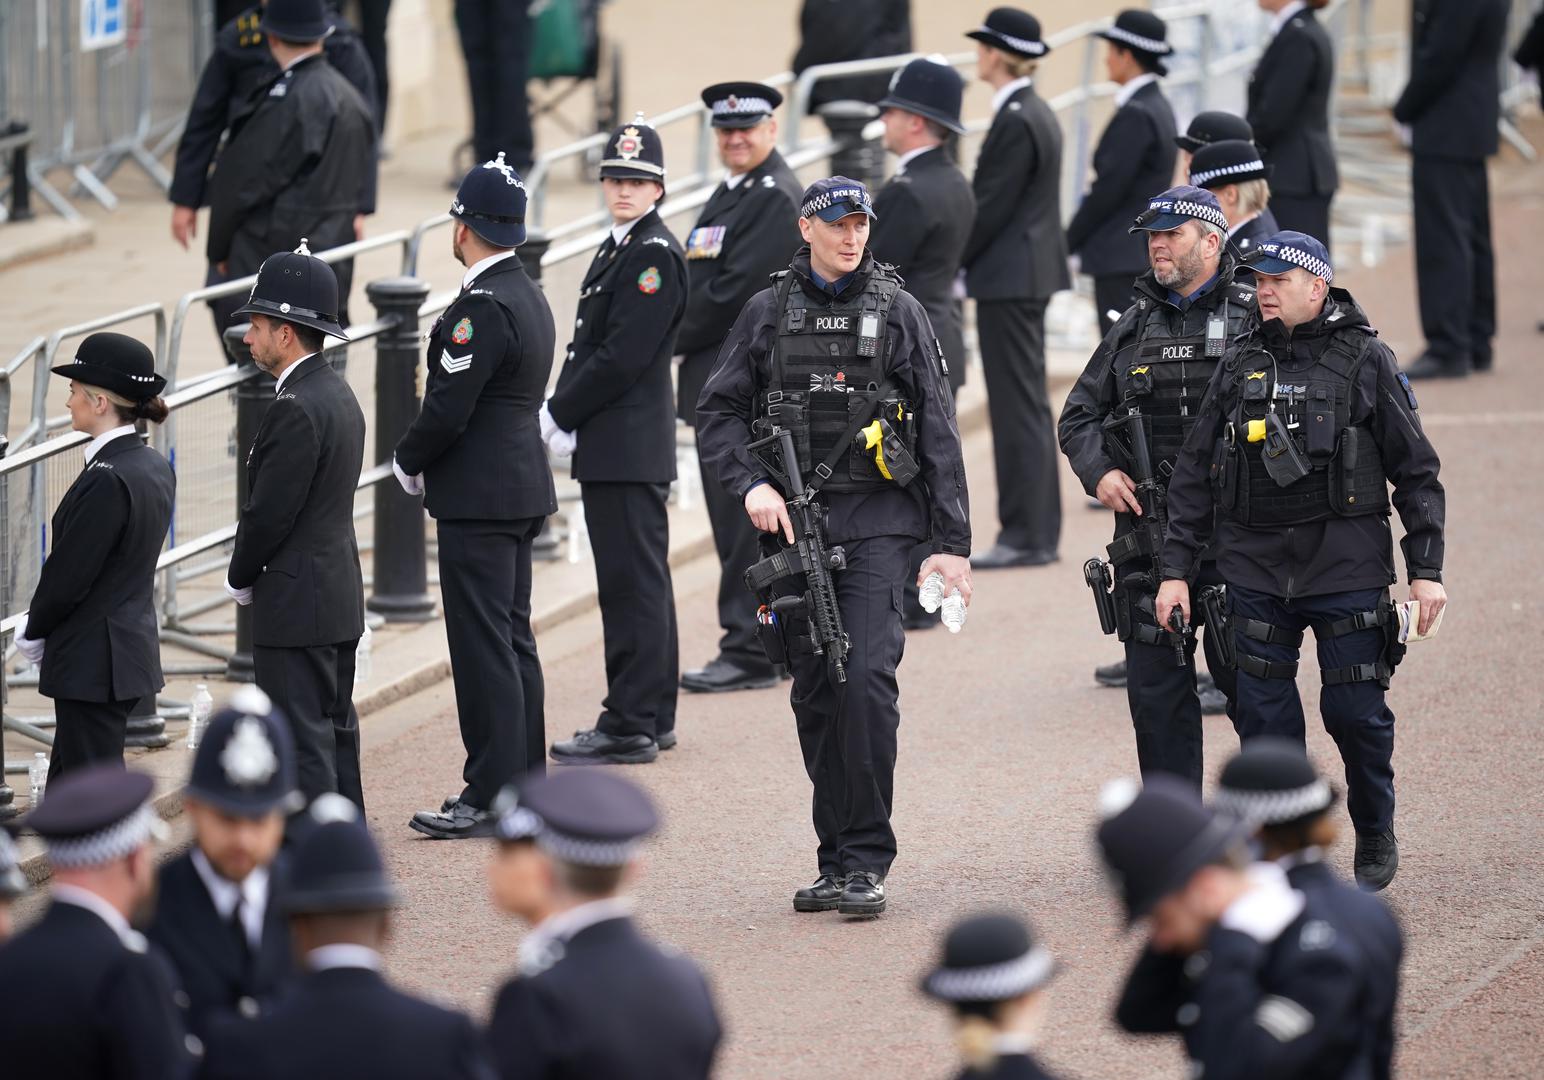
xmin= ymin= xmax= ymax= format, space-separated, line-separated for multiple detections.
xmin=1115 ymin=72 xmax=1160 ymax=109
xmin=273 ymin=352 xmax=316 ymax=396
xmin=991 ymin=76 xmax=1033 ymax=115
xmin=610 ymin=213 xmax=650 ymax=246
xmin=895 ymin=144 xmax=940 ymax=174
xmin=1271 ymin=0 xmax=1309 ymax=37
xmin=1274 ymin=846 xmax=1325 ymax=872
xmin=462 ymin=249 xmax=519 ymax=290
xmin=52 ymin=884 xmax=143 ymax=950
xmin=723 ymin=171 xmax=749 ymax=191
xmin=190 ymin=848 xmax=269 ymax=950
xmin=1226 ymin=211 xmax=1261 ymax=239
xmin=281 ymin=50 xmax=320 ymax=73
xmin=306 ymin=944 xmax=383 ymax=973
xmin=517 ymin=897 xmax=632 ymax=974
xmin=993 ymin=1033 xmax=1037 ymax=1054
xmin=85 ymin=424 xmax=138 ymax=465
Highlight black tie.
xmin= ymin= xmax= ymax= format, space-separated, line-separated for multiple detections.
xmin=230 ymin=898 xmax=253 ymax=978
xmin=596 ymin=236 xmax=616 ymax=262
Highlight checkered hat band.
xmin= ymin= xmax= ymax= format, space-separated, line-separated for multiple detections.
xmin=928 ymin=946 xmax=1055 ymax=1001
xmin=599 ymin=158 xmax=665 ymax=177
xmin=536 ymin=829 xmax=641 ymax=868
xmin=1190 ymin=159 xmax=1266 ymax=186
xmin=712 ymin=97 xmax=773 ymax=115
xmin=978 ymin=27 xmax=1048 ymax=56
xmin=801 ymin=188 xmax=868 ymax=218
xmin=1103 ymin=25 xmax=1171 ymax=54
xmin=45 ymin=804 xmax=157 ymax=869
xmin=1264 ymin=244 xmax=1332 ymax=282
xmin=1152 ymin=199 xmax=1229 ymax=231
xmin=497 ymin=807 xmax=542 ymax=841
xmin=1214 ymin=779 xmax=1333 ymax=824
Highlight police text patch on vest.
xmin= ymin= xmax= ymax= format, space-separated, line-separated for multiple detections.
xmin=1159 ymin=343 xmax=1196 ymax=360
xmin=814 ymin=315 xmax=852 ymax=332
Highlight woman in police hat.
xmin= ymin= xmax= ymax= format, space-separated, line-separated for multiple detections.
xmin=922 ymin=912 xmax=1064 ymax=1078
xmin=15 ymin=333 xmax=175 ymax=782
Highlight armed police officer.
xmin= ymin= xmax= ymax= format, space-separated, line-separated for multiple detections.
xmin=1157 ymin=232 xmax=1447 ymax=890
xmin=696 ymin=177 xmax=972 ymax=917
xmin=677 ymin=82 xmax=802 ymax=695
xmin=1059 ymin=187 xmax=1251 ymax=789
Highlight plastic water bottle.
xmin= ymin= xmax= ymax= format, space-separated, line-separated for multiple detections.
xmin=187 ymin=684 xmax=214 ymax=750
xmin=940 ymin=591 xmax=967 ymax=635
xmin=918 ymin=571 xmax=967 ymax=634
xmin=355 ymin=625 xmax=373 ymax=684
xmin=28 ymin=753 xmax=48 ymax=806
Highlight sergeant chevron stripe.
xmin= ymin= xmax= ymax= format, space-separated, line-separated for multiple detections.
xmin=440 ymin=350 xmax=474 ymax=374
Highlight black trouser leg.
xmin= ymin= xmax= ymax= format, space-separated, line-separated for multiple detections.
xmin=1269 ymin=195 xmax=1332 ymax=253
xmin=975 ymin=298 xmax=1061 ymax=554
xmin=455 ymin=0 xmax=534 ymax=169
xmin=582 ymin=482 xmax=677 ymax=739
xmin=47 ymin=698 xmax=133 ymax=781
xmin=696 ymin=449 xmax=772 ymax=672
xmin=1412 ymin=155 xmax=1476 ymax=367
xmin=787 ymin=534 xmax=909 ymax=877
xmin=254 ymin=643 xmax=363 ymax=810
xmin=437 ymin=517 xmax=545 ymax=807
xmin=1093 ymin=275 xmax=1137 ymax=337
xmin=357 ymin=0 xmax=392 ymax=127
xmin=1468 ymin=162 xmax=1495 ymax=365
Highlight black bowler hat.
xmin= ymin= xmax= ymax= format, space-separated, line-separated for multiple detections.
xmin=878 ymin=57 xmax=967 ymax=135
xmin=921 ymin=913 xmax=1057 ymax=1003
xmin=51 ymin=332 xmax=167 ymax=401
xmin=1214 ymin=738 xmax=1337 ymax=828
xmin=1096 ymin=9 xmax=1174 ymax=75
xmin=966 ymin=8 xmax=1051 ymax=60
xmin=185 ymin=686 xmax=302 ymax=818
xmin=27 ymin=765 xmax=165 ymax=870
xmin=800 ymin=176 xmax=878 ymax=222
xmin=451 ymin=152 xmax=529 ymax=248
xmin=599 ymin=112 xmax=667 ymax=193
xmin=0 ymin=827 xmax=27 ymax=900
xmin=258 ymin=0 xmax=332 ymax=42
xmin=516 ymin=770 xmax=658 ymax=868
xmin=701 ymin=81 xmax=782 ymax=129
xmin=1176 ymin=110 xmax=1254 ymax=153
xmin=1096 ymin=775 xmax=1249 ymax=923
xmin=1189 ymin=139 xmax=1272 ymax=189
xmin=233 ymin=240 xmax=348 ymax=339
xmin=283 ymin=795 xmax=399 ymax=914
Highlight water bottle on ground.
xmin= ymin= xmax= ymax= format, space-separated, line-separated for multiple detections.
xmin=28 ymin=752 xmax=48 ymax=806
xmin=187 ymin=683 xmax=214 ymax=750
xmin=355 ymin=625 xmax=373 ymax=684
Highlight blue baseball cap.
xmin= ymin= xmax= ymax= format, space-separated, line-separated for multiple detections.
xmin=1243 ymin=231 xmax=1334 ymax=282
xmin=1129 ymin=185 xmax=1229 ymax=234
xmin=800 ymin=176 xmax=878 ymax=222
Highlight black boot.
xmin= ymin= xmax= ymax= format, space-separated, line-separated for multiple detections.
xmin=550 ymin=728 xmax=659 ymax=765
xmin=1094 ymin=659 xmax=1128 ymax=688
xmin=408 ymin=802 xmax=496 ymax=839
xmin=1354 ymin=829 xmax=1399 ymax=891
xmin=680 ymin=657 xmax=778 ymax=693
xmin=838 ymin=871 xmax=886 ymax=916
xmin=792 ymin=874 xmax=844 ymax=913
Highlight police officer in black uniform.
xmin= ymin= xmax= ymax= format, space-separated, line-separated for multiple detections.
xmin=1158 ymin=232 xmax=1447 ymax=890
xmin=225 ymin=245 xmax=368 ymax=810
xmin=1060 ymin=187 xmax=1250 ymax=789
xmin=696 ymin=177 xmax=973 ymax=917
xmin=544 ymin=116 xmax=687 ymax=765
xmin=1189 ymin=140 xmax=1281 ymax=262
xmin=1214 ymin=739 xmax=1404 ymax=1080
xmin=1067 ymin=9 xmax=1177 ymax=336
xmin=14 ymin=334 xmax=174 ymax=781
xmin=400 ymin=156 xmax=557 ymax=839
xmin=1172 ymin=109 xmax=1255 ymax=186
xmin=1100 ymin=774 xmax=1390 ymax=1079
xmin=0 ymin=766 xmax=194 ymax=1079
xmin=486 ymin=769 xmax=722 ymax=1080
xmin=198 ymin=798 xmax=495 ymax=1079
xmin=454 ymin=0 xmax=536 ymax=173
xmin=148 ymin=688 xmax=302 ymax=1041
xmin=677 ymin=82 xmax=802 ymax=694
xmin=963 ymin=9 xmax=1069 ymax=569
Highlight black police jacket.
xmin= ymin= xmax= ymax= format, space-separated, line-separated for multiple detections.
xmin=169 ymin=5 xmax=377 ymax=210
xmin=871 ymin=146 xmax=976 ymax=374
xmin=204 ymin=53 xmax=377 ymax=274
xmin=1247 ymin=7 xmax=1338 ymax=200
xmin=791 ymin=0 xmax=911 ymax=108
xmin=1163 ymin=289 xmax=1445 ymax=598
xmin=229 ymin=354 xmax=367 ymax=648
xmin=26 ymin=433 xmax=175 ymax=704
xmin=395 ymin=254 xmax=558 ymax=521
xmin=198 ymin=964 xmax=494 ymax=1080
xmin=1066 ymin=79 xmax=1178 ymax=277
xmin=1393 ymin=0 xmax=1508 ymax=161
xmin=0 ymin=900 xmax=194 ymax=1080
xmin=488 ymin=915 xmax=721 ymax=1080
xmin=696 ymin=249 xmax=971 ymax=554
xmin=1230 ymin=207 xmax=1281 ymax=263
xmin=548 ymin=209 xmax=687 ymax=484
xmin=962 ymin=83 xmax=1070 ymax=301
xmin=146 ymin=852 xmax=294 ymax=1042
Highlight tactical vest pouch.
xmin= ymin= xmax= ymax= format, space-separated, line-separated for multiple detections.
xmin=1305 ymin=386 xmax=1336 ymax=457
xmin=754 ymin=398 xmax=813 ymax=477
xmin=1261 ymin=412 xmax=1312 ymax=488
xmin=1212 ymin=435 xmax=1239 ymax=510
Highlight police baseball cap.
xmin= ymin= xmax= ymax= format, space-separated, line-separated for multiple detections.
xmin=1189 ymin=139 xmax=1272 ymax=189
xmin=800 ymin=176 xmax=878 ymax=222
xmin=451 ymin=152 xmax=529 ymax=248
xmin=701 ymin=81 xmax=782 ymax=129
xmin=877 ymin=57 xmax=967 ymax=135
xmin=51 ymin=332 xmax=167 ymax=402
xmin=185 ymin=685 xmax=302 ymax=817
xmin=1244 ymin=231 xmax=1334 ymax=282
xmin=1213 ymin=738 xmax=1338 ymax=828
xmin=1129 ymin=185 xmax=1229 ymax=234
xmin=232 ymin=240 xmax=348 ymax=340
xmin=1175 ymin=110 xmax=1254 ymax=153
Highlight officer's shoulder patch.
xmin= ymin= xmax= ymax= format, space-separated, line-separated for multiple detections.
xmin=1255 ymin=994 xmax=1313 ymax=1043
xmin=1233 ymin=284 xmax=1256 ymax=304
xmin=1008 ymin=101 xmax=1023 ymax=111
xmin=1298 ymin=918 xmax=1337 ymax=952
xmin=276 ymin=392 xmax=298 ymax=403
xmin=643 ymin=235 xmax=669 ymax=247
xmin=1396 ymin=371 xmax=1419 ymax=410
xmin=451 ymin=317 xmax=473 ymax=345
xmin=761 ymin=174 xmax=776 ymax=188
xmin=467 ymin=287 xmax=494 ymax=297
xmin=88 ymin=460 xmax=115 ymax=472
xmin=637 ymin=267 xmax=662 ymax=294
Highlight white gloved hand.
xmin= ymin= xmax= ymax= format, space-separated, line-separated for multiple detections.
xmin=224 ymin=578 xmax=254 ymax=607
xmin=392 ymin=456 xmax=424 ymax=496
xmin=540 ymin=402 xmax=576 ymax=457
xmin=14 ymin=631 xmax=44 ymax=666
xmin=1395 ymin=122 xmax=1412 ymax=149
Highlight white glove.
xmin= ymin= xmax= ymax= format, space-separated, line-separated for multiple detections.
xmin=1068 ymin=253 xmax=1082 ymax=277
xmin=1395 ymin=122 xmax=1412 ymax=149
xmin=225 ymin=578 xmax=254 ymax=607
xmin=14 ymin=630 xmax=44 ymax=666
xmin=392 ymin=456 xmax=424 ymax=496
xmin=540 ymin=402 xmax=576 ymax=457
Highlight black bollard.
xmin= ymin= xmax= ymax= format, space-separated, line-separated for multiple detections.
xmin=517 ymin=231 xmax=551 ymax=286
xmin=224 ymin=326 xmax=269 ymax=682
xmin=818 ymin=101 xmax=884 ymax=191
xmin=365 ymin=277 xmax=436 ymax=621
xmin=124 ymin=694 xmax=169 ymax=748
xmin=4 ymin=122 xmax=33 ymax=222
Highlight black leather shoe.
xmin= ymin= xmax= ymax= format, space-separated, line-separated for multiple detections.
xmin=1354 ymin=829 xmax=1399 ymax=892
xmin=550 ymin=728 xmax=659 ymax=765
xmin=792 ymin=874 xmax=844 ymax=913
xmin=972 ymin=544 xmax=1059 ymax=570
xmin=838 ymin=870 xmax=886 ymax=916
xmin=680 ymin=657 xmax=779 ymax=693
xmin=1198 ymin=683 xmax=1228 ymax=715
xmin=1404 ymin=352 xmax=1470 ymax=380
xmin=1094 ymin=659 xmax=1127 ymax=687
xmin=408 ymin=802 xmax=495 ymax=839
xmin=657 ymin=731 xmax=678 ymax=751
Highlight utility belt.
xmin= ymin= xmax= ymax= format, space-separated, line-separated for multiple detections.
xmin=1233 ymin=590 xmax=1406 ymax=690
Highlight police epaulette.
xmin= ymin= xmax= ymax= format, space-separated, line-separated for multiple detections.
xmin=468 ymin=288 xmax=493 ymax=296
xmin=643 ymin=236 xmax=669 ymax=246
xmin=1233 ymin=284 xmax=1256 ymax=304
xmin=277 ymin=392 xmax=297 ymax=401
xmin=89 ymin=460 xmax=115 ymax=471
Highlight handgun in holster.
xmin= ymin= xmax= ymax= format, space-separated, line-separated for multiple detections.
xmin=1196 ymin=584 xmax=1234 ymax=670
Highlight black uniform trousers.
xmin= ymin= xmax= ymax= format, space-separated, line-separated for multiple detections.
xmin=48 ymin=698 xmax=137 ymax=782
xmin=976 ymin=299 xmax=1061 ymax=554
xmin=1230 ymin=584 xmax=1395 ymax=833
xmin=1412 ymin=155 xmax=1495 ymax=369
xmin=582 ymin=482 xmax=677 ymax=740
xmin=253 ymin=641 xmax=364 ymax=810
xmin=1094 ymin=275 xmax=1138 ymax=337
xmin=454 ymin=0 xmax=534 ymax=171
xmin=437 ymin=517 xmax=546 ymax=808
xmin=790 ymin=533 xmax=909 ymax=877
xmin=357 ymin=0 xmax=393 ymax=126
xmin=1268 ymin=196 xmax=1332 ymax=253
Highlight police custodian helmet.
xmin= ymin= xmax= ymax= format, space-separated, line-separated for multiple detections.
xmin=233 ymin=240 xmax=348 ymax=340
xmin=451 ymin=152 xmax=529 ymax=249
xmin=599 ymin=112 xmax=667 ymax=196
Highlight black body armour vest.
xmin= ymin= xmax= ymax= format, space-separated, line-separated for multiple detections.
xmin=755 ymin=265 xmax=914 ymax=495
xmin=1215 ymin=324 xmax=1391 ymax=526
